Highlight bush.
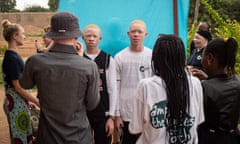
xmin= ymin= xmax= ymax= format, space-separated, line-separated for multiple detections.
xmin=188 ymin=0 xmax=240 ymax=73
xmin=0 ymin=45 xmax=7 ymax=56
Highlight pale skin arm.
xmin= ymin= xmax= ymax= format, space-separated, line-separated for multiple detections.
xmin=12 ymin=80 xmax=40 ymax=107
xmin=115 ymin=116 xmax=124 ymax=133
xmin=105 ymin=116 xmax=115 ymax=136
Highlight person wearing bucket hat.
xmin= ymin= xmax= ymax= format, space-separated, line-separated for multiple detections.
xmin=187 ymin=29 xmax=212 ymax=71
xmin=20 ymin=11 xmax=100 ymax=144
xmin=45 ymin=11 xmax=83 ymax=39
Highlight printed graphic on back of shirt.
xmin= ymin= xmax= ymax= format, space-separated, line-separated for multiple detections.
xmin=150 ymin=100 xmax=195 ymax=144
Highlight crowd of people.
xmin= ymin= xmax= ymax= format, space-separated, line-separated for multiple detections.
xmin=1 ymin=11 xmax=240 ymax=144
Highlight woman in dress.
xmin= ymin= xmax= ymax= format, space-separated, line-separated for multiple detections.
xmin=1 ymin=19 xmax=39 ymax=144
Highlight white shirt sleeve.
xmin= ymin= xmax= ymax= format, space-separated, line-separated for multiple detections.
xmin=106 ymin=57 xmax=118 ymax=116
xmin=197 ymin=80 xmax=205 ymax=125
xmin=114 ymin=55 xmax=121 ymax=116
xmin=129 ymin=80 xmax=145 ymax=134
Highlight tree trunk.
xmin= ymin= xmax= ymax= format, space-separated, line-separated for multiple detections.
xmin=193 ymin=0 xmax=200 ymax=28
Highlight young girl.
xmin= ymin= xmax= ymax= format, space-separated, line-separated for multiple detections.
xmin=192 ymin=38 xmax=240 ymax=144
xmin=129 ymin=35 xmax=204 ymax=144
xmin=2 ymin=19 xmax=39 ymax=144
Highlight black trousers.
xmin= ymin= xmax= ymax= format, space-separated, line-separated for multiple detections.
xmin=121 ymin=121 xmax=139 ymax=144
xmin=89 ymin=118 xmax=111 ymax=144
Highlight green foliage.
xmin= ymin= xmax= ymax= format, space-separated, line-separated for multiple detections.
xmin=8 ymin=8 xmax=21 ymax=12
xmin=201 ymin=0 xmax=240 ymax=73
xmin=48 ymin=0 xmax=59 ymax=12
xmin=189 ymin=0 xmax=240 ymax=36
xmin=23 ymin=6 xmax=50 ymax=12
xmin=0 ymin=45 xmax=7 ymax=56
xmin=0 ymin=0 xmax=16 ymax=12
xmin=187 ymin=24 xmax=198 ymax=57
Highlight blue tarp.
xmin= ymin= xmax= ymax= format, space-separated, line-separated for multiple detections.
xmin=59 ymin=0 xmax=189 ymax=56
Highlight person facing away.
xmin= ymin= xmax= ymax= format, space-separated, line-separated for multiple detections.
xmin=1 ymin=19 xmax=40 ymax=144
xmin=114 ymin=19 xmax=152 ymax=144
xmin=187 ymin=30 xmax=212 ymax=71
xmin=129 ymin=34 xmax=204 ymax=144
xmin=191 ymin=38 xmax=240 ymax=144
xmin=82 ymin=24 xmax=117 ymax=144
xmin=190 ymin=22 xmax=212 ymax=53
xmin=19 ymin=11 xmax=100 ymax=144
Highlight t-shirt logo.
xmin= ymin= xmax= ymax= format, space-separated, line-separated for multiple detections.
xmin=150 ymin=100 xmax=195 ymax=144
xmin=139 ymin=65 xmax=150 ymax=72
xmin=197 ymin=55 xmax=202 ymax=60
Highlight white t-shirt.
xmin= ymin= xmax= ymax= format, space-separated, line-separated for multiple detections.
xmin=129 ymin=74 xmax=204 ymax=144
xmin=114 ymin=47 xmax=152 ymax=121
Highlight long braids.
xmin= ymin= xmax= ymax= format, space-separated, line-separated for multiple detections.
xmin=152 ymin=35 xmax=190 ymax=143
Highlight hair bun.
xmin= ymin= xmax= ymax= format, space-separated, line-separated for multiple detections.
xmin=2 ymin=19 xmax=12 ymax=28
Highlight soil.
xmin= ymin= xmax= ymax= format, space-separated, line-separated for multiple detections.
xmin=0 ymin=86 xmax=10 ymax=144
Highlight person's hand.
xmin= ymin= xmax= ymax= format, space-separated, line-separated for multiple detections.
xmin=28 ymin=101 xmax=36 ymax=109
xmin=115 ymin=116 xmax=124 ymax=134
xmin=191 ymin=68 xmax=208 ymax=80
xmin=35 ymin=40 xmax=42 ymax=51
xmin=105 ymin=116 xmax=114 ymax=136
xmin=74 ymin=41 xmax=84 ymax=56
xmin=186 ymin=65 xmax=194 ymax=73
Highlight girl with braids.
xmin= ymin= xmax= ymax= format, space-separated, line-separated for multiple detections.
xmin=129 ymin=34 xmax=204 ymax=144
xmin=192 ymin=38 xmax=240 ymax=144
xmin=1 ymin=19 xmax=39 ymax=144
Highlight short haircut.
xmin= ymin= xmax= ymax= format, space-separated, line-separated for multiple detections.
xmin=83 ymin=24 xmax=101 ymax=35
xmin=129 ymin=19 xmax=146 ymax=31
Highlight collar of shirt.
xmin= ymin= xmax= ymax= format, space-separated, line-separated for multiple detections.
xmin=49 ymin=43 xmax=79 ymax=55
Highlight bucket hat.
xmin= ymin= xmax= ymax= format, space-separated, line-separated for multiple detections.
xmin=45 ymin=11 xmax=82 ymax=39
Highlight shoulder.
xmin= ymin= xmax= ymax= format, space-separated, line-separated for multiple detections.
xmin=114 ymin=47 xmax=129 ymax=58
xmin=139 ymin=76 xmax=163 ymax=88
xmin=100 ymin=50 xmax=111 ymax=56
xmin=143 ymin=46 xmax=152 ymax=52
xmin=4 ymin=50 xmax=19 ymax=60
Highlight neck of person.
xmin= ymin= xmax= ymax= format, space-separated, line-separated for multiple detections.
xmin=130 ymin=44 xmax=144 ymax=52
xmin=86 ymin=46 xmax=100 ymax=54
xmin=54 ymin=38 xmax=76 ymax=46
xmin=8 ymin=42 xmax=18 ymax=52
xmin=209 ymin=68 xmax=228 ymax=77
xmin=197 ymin=42 xmax=208 ymax=52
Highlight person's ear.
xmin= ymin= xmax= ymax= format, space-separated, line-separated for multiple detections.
xmin=99 ymin=36 xmax=102 ymax=40
xmin=207 ymin=53 xmax=214 ymax=65
xmin=12 ymin=32 xmax=18 ymax=40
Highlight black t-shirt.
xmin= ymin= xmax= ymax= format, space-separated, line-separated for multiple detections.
xmin=187 ymin=48 xmax=204 ymax=70
xmin=2 ymin=50 xmax=24 ymax=88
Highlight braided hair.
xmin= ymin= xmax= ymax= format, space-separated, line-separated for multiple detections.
xmin=152 ymin=34 xmax=190 ymax=143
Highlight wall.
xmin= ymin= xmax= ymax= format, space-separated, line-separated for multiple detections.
xmin=0 ymin=12 xmax=55 ymax=57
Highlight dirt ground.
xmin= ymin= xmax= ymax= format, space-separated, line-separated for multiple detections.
xmin=0 ymin=86 xmax=10 ymax=144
